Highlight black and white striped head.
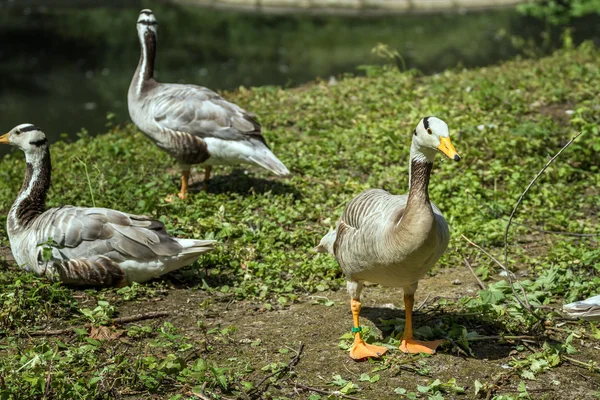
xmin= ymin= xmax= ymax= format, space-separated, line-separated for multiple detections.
xmin=0 ymin=124 xmax=48 ymax=153
xmin=137 ymin=9 xmax=158 ymax=37
xmin=412 ymin=116 xmax=460 ymax=162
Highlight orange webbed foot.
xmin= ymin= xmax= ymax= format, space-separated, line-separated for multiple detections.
xmin=350 ymin=339 xmax=388 ymax=361
xmin=399 ymin=338 xmax=445 ymax=355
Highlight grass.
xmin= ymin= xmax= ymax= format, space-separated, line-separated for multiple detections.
xmin=0 ymin=43 xmax=599 ymax=399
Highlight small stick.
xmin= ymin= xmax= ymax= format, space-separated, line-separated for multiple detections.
xmin=503 ymin=130 xmax=585 ymax=265
xmin=463 ymin=255 xmax=486 ymax=289
xmin=25 ymin=311 xmax=170 ymax=337
xmin=415 ymin=294 xmax=431 ymax=311
xmin=562 ymin=356 xmax=600 ymax=372
xmin=251 ymin=343 xmax=305 ymax=394
xmin=294 ymin=383 xmax=362 ymax=400
xmin=462 ymin=335 xmax=537 ymax=342
xmin=42 ymin=356 xmax=53 ymax=399
xmin=28 ymin=328 xmax=74 ymax=337
xmin=188 ymin=392 xmax=210 ymax=400
xmin=576 ymin=372 xmax=600 ymax=388
xmin=112 ymin=311 xmax=170 ymax=325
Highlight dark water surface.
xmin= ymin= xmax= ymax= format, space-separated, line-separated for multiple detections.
xmin=0 ymin=4 xmax=598 ymax=158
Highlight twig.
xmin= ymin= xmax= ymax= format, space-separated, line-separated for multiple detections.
xmin=503 ymin=130 xmax=585 ymax=265
xmin=503 ymin=387 xmax=554 ymax=393
xmin=415 ymin=294 xmax=431 ymax=311
xmin=576 ymin=372 xmax=600 ymax=388
xmin=189 ymin=389 xmax=235 ymax=400
xmin=42 ymin=355 xmax=53 ymax=399
xmin=250 ymin=343 xmax=304 ymax=395
xmin=294 ymin=383 xmax=362 ymax=400
xmin=562 ymin=356 xmax=600 ymax=372
xmin=188 ymin=391 xmax=210 ymax=400
xmin=485 ymin=373 xmax=511 ymax=400
xmin=24 ymin=312 xmax=170 ymax=337
xmin=462 ymin=335 xmax=537 ymax=342
xmin=112 ymin=311 xmax=170 ymax=325
xmin=463 ymin=255 xmax=486 ymax=289
xmin=461 ymin=234 xmax=538 ymax=318
xmin=28 ymin=328 xmax=74 ymax=337
xmin=520 ymin=341 xmax=539 ymax=354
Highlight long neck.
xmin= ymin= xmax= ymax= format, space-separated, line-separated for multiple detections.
xmin=394 ymin=154 xmax=435 ymax=232
xmin=134 ymin=30 xmax=157 ymax=95
xmin=407 ymin=158 xmax=433 ymax=205
xmin=9 ymin=147 xmax=51 ymax=229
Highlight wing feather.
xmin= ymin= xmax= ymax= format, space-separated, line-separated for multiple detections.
xmin=151 ymin=84 xmax=265 ymax=143
xmin=33 ymin=206 xmax=184 ymax=263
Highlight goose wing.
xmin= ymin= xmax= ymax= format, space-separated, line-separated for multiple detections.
xmin=332 ymin=189 xmax=408 ymax=274
xmin=32 ymin=206 xmax=185 ymax=263
xmin=151 ymin=84 xmax=266 ymax=144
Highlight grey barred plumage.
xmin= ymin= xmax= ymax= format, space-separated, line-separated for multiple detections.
xmin=128 ymin=8 xmax=289 ymax=199
xmin=1 ymin=124 xmax=216 ymax=287
xmin=48 ymin=257 xmax=127 ymax=287
xmin=316 ymin=116 xmax=460 ymax=359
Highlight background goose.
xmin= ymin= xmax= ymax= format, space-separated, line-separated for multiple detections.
xmin=0 ymin=124 xmax=216 ymax=287
xmin=563 ymin=295 xmax=600 ymax=321
xmin=317 ymin=117 xmax=460 ymax=359
xmin=128 ymin=9 xmax=289 ymax=200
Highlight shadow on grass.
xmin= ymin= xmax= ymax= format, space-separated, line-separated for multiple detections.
xmin=361 ymin=305 xmax=539 ymax=360
xmin=163 ymin=264 xmax=241 ymax=293
xmin=186 ymin=169 xmax=302 ymax=199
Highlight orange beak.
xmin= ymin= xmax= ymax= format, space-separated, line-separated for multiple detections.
xmin=0 ymin=133 xmax=9 ymax=145
xmin=437 ymin=137 xmax=460 ymax=161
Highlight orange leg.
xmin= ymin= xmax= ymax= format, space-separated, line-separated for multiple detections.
xmin=399 ymin=293 xmax=444 ymax=354
xmin=201 ymin=165 xmax=212 ymax=191
xmin=178 ymin=170 xmax=190 ymax=199
xmin=349 ymin=298 xmax=388 ymax=360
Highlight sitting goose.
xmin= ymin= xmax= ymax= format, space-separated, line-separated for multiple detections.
xmin=563 ymin=295 xmax=600 ymax=321
xmin=316 ymin=117 xmax=460 ymax=359
xmin=0 ymin=124 xmax=216 ymax=287
xmin=128 ymin=9 xmax=290 ymax=200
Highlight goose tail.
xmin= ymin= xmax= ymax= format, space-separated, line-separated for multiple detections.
xmin=249 ymin=147 xmax=290 ymax=176
xmin=176 ymin=238 xmax=218 ymax=256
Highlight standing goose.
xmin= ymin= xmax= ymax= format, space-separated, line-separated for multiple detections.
xmin=128 ymin=9 xmax=290 ymax=200
xmin=316 ymin=117 xmax=460 ymax=359
xmin=0 ymin=124 xmax=216 ymax=287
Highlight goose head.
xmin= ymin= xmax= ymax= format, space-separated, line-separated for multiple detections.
xmin=411 ymin=117 xmax=460 ymax=163
xmin=0 ymin=124 xmax=48 ymax=154
xmin=137 ymin=9 xmax=158 ymax=39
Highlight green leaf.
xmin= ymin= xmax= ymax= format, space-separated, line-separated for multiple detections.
xmin=417 ymin=385 xmax=431 ymax=393
xmin=479 ymin=289 xmax=505 ymax=305
xmin=474 ymin=379 xmax=483 ymax=395
xmin=340 ymin=382 xmax=357 ymax=394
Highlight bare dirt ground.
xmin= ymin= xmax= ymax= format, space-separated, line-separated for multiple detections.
xmin=92 ymin=267 xmax=600 ymax=399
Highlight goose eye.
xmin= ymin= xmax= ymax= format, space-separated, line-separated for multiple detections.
xmin=15 ymin=130 xmax=21 ymax=135
xmin=426 ymin=128 xmax=433 ymax=135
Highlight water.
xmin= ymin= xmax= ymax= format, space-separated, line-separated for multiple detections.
xmin=0 ymin=4 xmax=598 ymax=158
